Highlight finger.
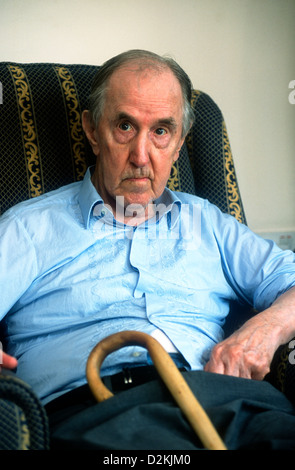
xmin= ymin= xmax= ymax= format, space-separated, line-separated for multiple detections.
xmin=0 ymin=352 xmax=18 ymax=370
xmin=204 ymin=358 xmax=225 ymax=375
xmin=205 ymin=354 xmax=249 ymax=379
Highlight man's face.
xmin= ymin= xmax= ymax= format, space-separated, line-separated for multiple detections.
xmin=83 ymin=65 xmax=185 ymax=217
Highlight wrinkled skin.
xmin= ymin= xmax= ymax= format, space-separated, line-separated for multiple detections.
xmin=205 ymin=286 xmax=295 ymax=379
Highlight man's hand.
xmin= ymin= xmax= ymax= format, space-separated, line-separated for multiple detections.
xmin=204 ymin=319 xmax=275 ymax=379
xmin=205 ymin=286 xmax=295 ymax=380
xmin=0 ymin=351 xmax=18 ymax=371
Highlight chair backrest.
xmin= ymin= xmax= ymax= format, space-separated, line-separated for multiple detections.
xmin=0 ymin=62 xmax=246 ymax=224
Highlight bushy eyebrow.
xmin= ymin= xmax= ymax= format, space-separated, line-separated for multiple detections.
xmin=157 ymin=118 xmax=178 ymax=131
xmin=115 ymin=112 xmax=178 ymax=131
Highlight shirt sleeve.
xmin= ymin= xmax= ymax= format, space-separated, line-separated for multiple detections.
xmin=0 ymin=210 xmax=38 ymax=318
xmin=207 ymin=202 xmax=295 ymax=311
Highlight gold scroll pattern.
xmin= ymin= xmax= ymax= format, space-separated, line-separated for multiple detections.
xmin=9 ymin=65 xmax=43 ymax=198
xmin=19 ymin=413 xmax=30 ymax=450
xmin=55 ymin=67 xmax=87 ymax=181
xmin=223 ymin=121 xmax=243 ymax=223
xmin=276 ymin=345 xmax=291 ymax=394
xmin=167 ymin=161 xmax=180 ymax=192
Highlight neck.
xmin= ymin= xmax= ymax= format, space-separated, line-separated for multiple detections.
xmin=91 ymin=172 xmax=155 ymax=226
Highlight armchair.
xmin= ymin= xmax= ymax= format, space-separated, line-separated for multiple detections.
xmin=0 ymin=61 xmax=292 ymax=449
xmin=0 ymin=62 xmax=246 ymax=220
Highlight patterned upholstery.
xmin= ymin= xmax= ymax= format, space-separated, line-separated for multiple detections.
xmin=266 ymin=342 xmax=295 ymax=405
xmin=0 ymin=372 xmax=49 ymax=450
xmin=0 ymin=62 xmax=246 ymax=224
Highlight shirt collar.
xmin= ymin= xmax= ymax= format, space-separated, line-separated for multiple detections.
xmin=79 ymin=166 xmax=182 ymax=229
xmin=153 ymin=188 xmax=182 ymax=227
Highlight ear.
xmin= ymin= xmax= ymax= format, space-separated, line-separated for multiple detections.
xmin=82 ymin=110 xmax=100 ymax=157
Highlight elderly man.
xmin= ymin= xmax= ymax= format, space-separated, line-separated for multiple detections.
xmin=1 ymin=50 xmax=295 ymax=449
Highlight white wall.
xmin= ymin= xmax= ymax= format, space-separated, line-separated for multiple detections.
xmin=0 ymin=0 xmax=294 ymax=235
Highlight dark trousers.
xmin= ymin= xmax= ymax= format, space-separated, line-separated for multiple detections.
xmin=46 ymin=369 xmax=295 ymax=450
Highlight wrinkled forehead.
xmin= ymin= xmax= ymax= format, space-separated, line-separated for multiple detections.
xmin=106 ymin=64 xmax=183 ymax=105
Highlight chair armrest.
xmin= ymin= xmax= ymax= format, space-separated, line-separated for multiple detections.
xmin=265 ymin=340 xmax=295 ymax=405
xmin=0 ymin=370 xmax=49 ymax=450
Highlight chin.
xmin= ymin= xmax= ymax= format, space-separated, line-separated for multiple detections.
xmin=121 ymin=190 xmax=153 ymax=206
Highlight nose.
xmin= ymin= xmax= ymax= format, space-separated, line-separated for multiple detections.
xmin=129 ymin=132 xmax=150 ymax=167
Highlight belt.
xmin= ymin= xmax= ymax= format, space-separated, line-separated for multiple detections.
xmin=45 ymin=365 xmax=185 ymax=417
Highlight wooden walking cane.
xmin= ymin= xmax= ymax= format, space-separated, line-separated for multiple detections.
xmin=86 ymin=330 xmax=227 ymax=450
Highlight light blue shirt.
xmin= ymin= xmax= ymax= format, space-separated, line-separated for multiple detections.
xmin=1 ymin=167 xmax=295 ymax=404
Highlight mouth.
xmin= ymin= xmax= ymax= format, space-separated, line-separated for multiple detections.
xmin=121 ymin=176 xmax=151 ymax=195
xmin=123 ymin=175 xmax=151 ymax=184
xmin=126 ymin=176 xmax=149 ymax=181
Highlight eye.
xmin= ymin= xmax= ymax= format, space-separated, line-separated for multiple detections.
xmin=119 ymin=122 xmax=132 ymax=132
xmin=155 ymin=128 xmax=167 ymax=136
